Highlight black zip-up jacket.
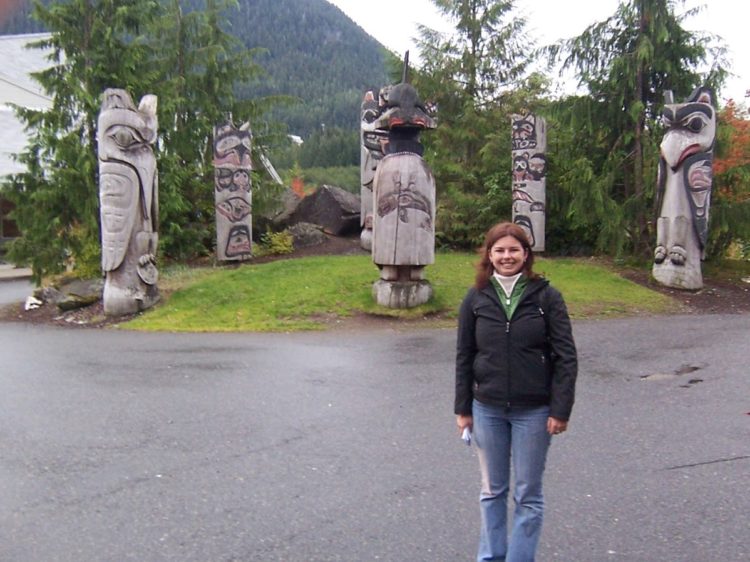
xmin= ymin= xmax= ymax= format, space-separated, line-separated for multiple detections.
xmin=454 ymin=276 xmax=578 ymax=420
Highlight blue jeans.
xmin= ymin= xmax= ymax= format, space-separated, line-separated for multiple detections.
xmin=472 ymin=400 xmax=552 ymax=562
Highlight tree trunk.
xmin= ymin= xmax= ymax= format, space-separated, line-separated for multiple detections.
xmin=633 ymin=0 xmax=648 ymax=256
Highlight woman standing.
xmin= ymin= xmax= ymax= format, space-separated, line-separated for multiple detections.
xmin=455 ymin=222 xmax=577 ymax=562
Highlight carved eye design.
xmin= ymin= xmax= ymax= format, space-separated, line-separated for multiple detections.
xmin=686 ymin=116 xmax=704 ymax=133
xmin=215 ymin=135 xmax=241 ymax=158
xmin=529 ymin=155 xmax=546 ymax=175
xmin=109 ymin=126 xmax=141 ymax=149
xmin=512 ymin=120 xmax=535 ymax=139
xmin=215 ymin=168 xmax=234 ymax=191
xmin=516 ymin=123 xmax=534 ymax=138
xmin=530 ymin=202 xmax=545 ymax=212
xmin=679 ymin=111 xmax=709 ymax=134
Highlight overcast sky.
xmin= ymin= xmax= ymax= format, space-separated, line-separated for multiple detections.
xmin=328 ymin=0 xmax=749 ymax=105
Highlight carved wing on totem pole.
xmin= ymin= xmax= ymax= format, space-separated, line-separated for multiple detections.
xmin=653 ymin=87 xmax=716 ymax=290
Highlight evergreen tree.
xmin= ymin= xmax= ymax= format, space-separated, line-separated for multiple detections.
xmin=5 ymin=0 xmax=158 ymax=282
xmin=545 ymin=0 xmax=727 ymax=257
xmin=414 ymin=0 xmax=538 ymax=248
xmin=1 ymin=0 xmax=390 ymax=137
xmin=297 ymin=126 xmax=358 ymax=169
xmin=147 ymin=0 xmax=275 ymax=259
xmin=4 ymin=0 xmax=277 ymax=279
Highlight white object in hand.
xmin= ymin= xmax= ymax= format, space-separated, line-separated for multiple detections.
xmin=461 ymin=427 xmax=472 ymax=446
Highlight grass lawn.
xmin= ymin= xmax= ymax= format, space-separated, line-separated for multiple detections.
xmin=122 ymin=253 xmax=679 ymax=332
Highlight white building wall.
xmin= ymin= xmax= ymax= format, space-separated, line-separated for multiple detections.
xmin=0 ymin=33 xmax=53 ymax=179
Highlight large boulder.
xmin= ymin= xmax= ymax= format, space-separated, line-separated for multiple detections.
xmin=268 ymin=188 xmax=302 ymax=229
xmin=288 ymin=222 xmax=327 ymax=248
xmin=35 ymin=278 xmax=103 ymax=311
xmin=289 ymin=185 xmax=360 ymax=236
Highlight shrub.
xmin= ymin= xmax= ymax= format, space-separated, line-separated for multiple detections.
xmin=257 ymin=229 xmax=294 ymax=256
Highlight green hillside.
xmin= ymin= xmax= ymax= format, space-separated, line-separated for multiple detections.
xmin=0 ymin=0 xmax=390 ymax=137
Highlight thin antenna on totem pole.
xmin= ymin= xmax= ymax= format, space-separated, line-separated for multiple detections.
xmin=402 ymin=51 xmax=410 ymax=83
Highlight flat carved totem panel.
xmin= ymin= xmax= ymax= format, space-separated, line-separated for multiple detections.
xmin=511 ymin=114 xmax=547 ymax=252
xmin=98 ymin=88 xmax=159 ymax=316
xmin=213 ymin=121 xmax=253 ymax=261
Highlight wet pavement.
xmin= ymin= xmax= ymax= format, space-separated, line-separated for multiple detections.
xmin=0 ymin=315 xmax=748 ymax=561
xmin=0 ymin=278 xmax=34 ymax=306
xmin=0 ymin=262 xmax=33 ymax=307
xmin=0 ymin=262 xmax=32 ymax=282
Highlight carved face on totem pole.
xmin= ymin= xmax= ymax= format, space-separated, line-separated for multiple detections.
xmin=374 ymin=82 xmax=437 ymax=137
xmin=511 ymin=114 xmax=537 ymax=150
xmin=98 ymin=88 xmax=159 ymax=315
xmin=653 ymin=87 xmax=716 ymax=290
xmin=214 ymin=122 xmax=252 ymax=169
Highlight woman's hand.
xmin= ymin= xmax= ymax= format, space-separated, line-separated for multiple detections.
xmin=547 ymin=416 xmax=568 ymax=435
xmin=456 ymin=414 xmax=473 ymax=433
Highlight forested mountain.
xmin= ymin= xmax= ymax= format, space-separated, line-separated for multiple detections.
xmin=0 ymin=0 xmax=47 ymax=34
xmin=230 ymin=0 xmax=390 ymax=135
xmin=0 ymin=0 xmax=390 ymax=137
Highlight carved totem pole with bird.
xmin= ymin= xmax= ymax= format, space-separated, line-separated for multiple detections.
xmin=98 ymin=89 xmax=159 ymax=315
xmin=369 ymin=54 xmax=437 ymax=308
xmin=653 ymin=87 xmax=716 ymax=290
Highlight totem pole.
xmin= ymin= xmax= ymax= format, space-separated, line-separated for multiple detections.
xmin=98 ymin=88 xmax=159 ymax=316
xmin=511 ymin=114 xmax=547 ymax=251
xmin=371 ymin=54 xmax=437 ymax=308
xmin=359 ymin=87 xmax=390 ymax=251
xmin=214 ymin=120 xmax=253 ymax=261
xmin=653 ymin=87 xmax=716 ymax=290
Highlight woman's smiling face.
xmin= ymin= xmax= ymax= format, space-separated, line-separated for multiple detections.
xmin=489 ymin=235 xmax=528 ymax=276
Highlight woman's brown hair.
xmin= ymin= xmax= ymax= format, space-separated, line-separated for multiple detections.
xmin=475 ymin=222 xmax=538 ymax=289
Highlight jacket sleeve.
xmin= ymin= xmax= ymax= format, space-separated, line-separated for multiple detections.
xmin=544 ymin=286 xmax=578 ymax=420
xmin=455 ymin=289 xmax=477 ymax=415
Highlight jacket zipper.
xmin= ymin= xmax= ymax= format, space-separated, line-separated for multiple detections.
xmin=505 ymin=319 xmax=511 ymax=408
xmin=503 ymin=285 xmax=545 ymax=409
xmin=538 ymin=304 xmax=549 ymax=366
xmin=484 ymin=282 xmax=547 ymax=410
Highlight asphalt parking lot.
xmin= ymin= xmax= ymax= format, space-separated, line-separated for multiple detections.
xmin=1 ymin=314 xmax=748 ymax=561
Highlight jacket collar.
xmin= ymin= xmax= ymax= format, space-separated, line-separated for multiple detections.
xmin=479 ymin=276 xmax=548 ymax=310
